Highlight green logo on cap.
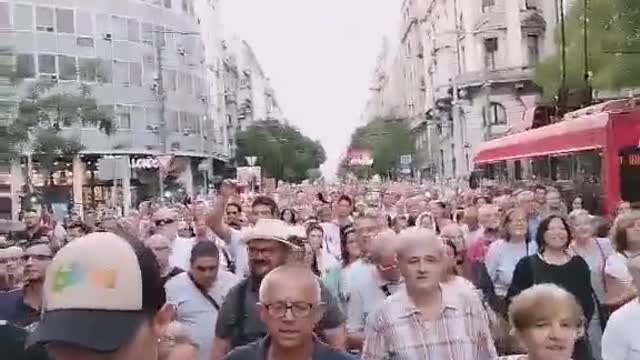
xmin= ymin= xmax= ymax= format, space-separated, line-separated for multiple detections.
xmin=52 ymin=262 xmax=84 ymax=292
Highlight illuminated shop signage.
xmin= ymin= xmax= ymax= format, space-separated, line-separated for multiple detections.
xmin=130 ymin=157 xmax=160 ymax=169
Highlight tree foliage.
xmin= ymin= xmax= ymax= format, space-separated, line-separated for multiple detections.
xmin=342 ymin=118 xmax=415 ymax=179
xmin=535 ymin=0 xmax=640 ymax=102
xmin=1 ymin=81 xmax=114 ymax=178
xmin=235 ymin=120 xmax=326 ymax=184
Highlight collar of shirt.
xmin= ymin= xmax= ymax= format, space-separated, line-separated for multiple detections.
xmin=395 ymin=284 xmax=460 ymax=318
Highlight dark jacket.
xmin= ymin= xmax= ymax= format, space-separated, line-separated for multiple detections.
xmin=223 ymin=336 xmax=356 ymax=360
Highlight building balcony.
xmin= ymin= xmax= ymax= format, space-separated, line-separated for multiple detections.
xmin=456 ymin=66 xmax=535 ymax=88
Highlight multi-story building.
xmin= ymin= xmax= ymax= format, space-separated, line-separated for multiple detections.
xmin=423 ymin=0 xmax=555 ymax=178
xmin=222 ymin=37 xmax=283 ymax=158
xmin=362 ymin=0 xmax=560 ymax=179
xmin=1 ymin=0 xmax=228 ymax=217
xmin=0 ymin=2 xmax=18 ymax=219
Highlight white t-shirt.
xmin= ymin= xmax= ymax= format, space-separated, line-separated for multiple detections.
xmin=228 ymin=228 xmax=250 ymax=277
xmin=169 ymin=236 xmax=195 ymax=270
xmin=320 ymin=222 xmax=343 ymax=262
xmin=165 ymin=271 xmax=241 ymax=360
xmin=485 ymin=239 xmax=538 ymax=297
xmin=602 ymin=300 xmax=640 ymax=360
xmin=605 ymin=252 xmax=633 ymax=284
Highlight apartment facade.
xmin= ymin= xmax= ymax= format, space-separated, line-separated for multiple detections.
xmin=362 ymin=0 xmax=560 ymax=179
xmin=222 ymin=37 xmax=284 ymax=158
xmin=1 ymin=0 xmax=229 ymax=217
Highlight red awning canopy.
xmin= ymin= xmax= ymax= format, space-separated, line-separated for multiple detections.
xmin=474 ymin=113 xmax=610 ymax=164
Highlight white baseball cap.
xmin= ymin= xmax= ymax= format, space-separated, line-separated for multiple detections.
xmin=28 ymin=232 xmax=166 ymax=352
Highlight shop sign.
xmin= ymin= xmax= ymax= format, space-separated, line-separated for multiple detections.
xmin=131 ymin=157 xmax=160 ymax=169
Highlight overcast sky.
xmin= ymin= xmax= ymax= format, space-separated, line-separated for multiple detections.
xmin=220 ymin=0 xmax=402 ymax=179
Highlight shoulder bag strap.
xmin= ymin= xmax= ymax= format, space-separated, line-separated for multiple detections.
xmin=188 ymin=274 xmax=220 ymax=311
xmin=594 ymin=240 xmax=609 ymax=293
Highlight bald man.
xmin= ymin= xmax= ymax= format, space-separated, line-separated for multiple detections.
xmin=224 ymin=265 xmax=355 ymax=360
xmin=345 ymin=231 xmax=402 ymax=352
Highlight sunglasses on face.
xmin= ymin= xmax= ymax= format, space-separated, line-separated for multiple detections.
xmin=155 ymin=219 xmax=176 ymax=227
xmin=22 ymin=254 xmax=52 ymax=261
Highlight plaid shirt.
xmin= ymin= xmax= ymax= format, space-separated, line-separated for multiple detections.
xmin=361 ymin=284 xmax=498 ymax=360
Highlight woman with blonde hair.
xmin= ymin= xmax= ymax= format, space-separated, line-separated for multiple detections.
xmin=603 ymin=210 xmax=640 ymax=310
xmin=501 ymin=284 xmax=585 ymax=360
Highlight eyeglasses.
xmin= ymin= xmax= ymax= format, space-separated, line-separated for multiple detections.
xmin=22 ymin=254 xmax=52 ymax=261
xmin=248 ymin=246 xmax=277 ymax=257
xmin=226 ymin=211 xmax=239 ymax=216
xmin=262 ymin=301 xmax=316 ymax=318
xmin=155 ymin=219 xmax=176 ymax=227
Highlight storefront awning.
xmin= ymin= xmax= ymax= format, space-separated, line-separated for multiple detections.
xmin=474 ymin=113 xmax=610 ymax=164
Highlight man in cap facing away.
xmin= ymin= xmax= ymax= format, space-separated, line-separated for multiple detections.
xmin=26 ymin=232 xmax=173 ymax=360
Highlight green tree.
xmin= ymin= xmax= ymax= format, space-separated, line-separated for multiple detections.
xmin=535 ymin=0 xmax=640 ymax=104
xmin=235 ymin=120 xmax=326 ymax=185
xmin=343 ymin=118 xmax=415 ymax=180
xmin=1 ymin=81 xmax=114 ymax=184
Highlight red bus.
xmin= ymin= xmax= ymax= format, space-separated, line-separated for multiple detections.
xmin=473 ymin=98 xmax=640 ymax=216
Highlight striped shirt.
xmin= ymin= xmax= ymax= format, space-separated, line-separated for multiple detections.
xmin=361 ymin=284 xmax=498 ymax=360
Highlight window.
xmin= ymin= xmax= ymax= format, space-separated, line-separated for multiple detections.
xmin=185 ymin=74 xmax=193 ymax=94
xmin=168 ymin=110 xmax=179 ymax=132
xmin=482 ymin=0 xmax=495 ymax=12
xmin=76 ymin=11 xmax=93 ymax=36
xmin=38 ymin=54 xmax=56 ymax=73
xmin=182 ymin=0 xmax=189 ymax=12
xmin=483 ymin=102 xmax=507 ymax=126
xmin=526 ymin=0 xmax=539 ymax=9
xmin=451 ymin=144 xmax=457 ymax=178
xmin=164 ymin=70 xmax=176 ymax=91
xmin=0 ymin=2 xmax=9 ymax=28
xmin=96 ymin=59 xmax=112 ymax=83
xmin=113 ymin=60 xmax=129 ymax=85
xmin=58 ymin=55 xmax=77 ymax=80
xmin=112 ymin=16 xmax=127 ymax=41
xmin=127 ymin=19 xmax=139 ymax=42
xmin=141 ymin=23 xmax=153 ymax=44
xmin=16 ymin=54 xmax=35 ymax=78
xmin=129 ymin=63 xmax=142 ymax=86
xmin=14 ymin=4 xmax=33 ymax=31
xmin=36 ymin=7 xmax=54 ymax=32
xmin=145 ymin=107 xmax=159 ymax=126
xmin=96 ymin=14 xmax=111 ymax=36
xmin=527 ymin=35 xmax=540 ymax=65
xmin=77 ymin=36 xmax=94 ymax=47
xmin=116 ymin=105 xmax=131 ymax=130
xmin=154 ymin=25 xmax=165 ymax=47
xmin=79 ymin=58 xmax=98 ymax=82
xmin=484 ymin=38 xmax=498 ymax=70
xmin=97 ymin=105 xmax=114 ymax=128
xmin=164 ymin=0 xmax=172 ymax=8
xmin=56 ymin=8 xmax=74 ymax=33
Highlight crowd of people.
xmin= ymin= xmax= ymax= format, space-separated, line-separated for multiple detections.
xmin=1 ymin=178 xmax=639 ymax=360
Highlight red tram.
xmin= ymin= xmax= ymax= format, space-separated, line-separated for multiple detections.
xmin=473 ymin=98 xmax=640 ymax=216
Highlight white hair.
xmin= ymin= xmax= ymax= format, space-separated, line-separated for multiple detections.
xmin=258 ymin=265 xmax=322 ymax=304
xmin=395 ymin=227 xmax=444 ymax=259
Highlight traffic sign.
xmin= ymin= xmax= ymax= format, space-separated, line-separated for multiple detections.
xmin=400 ymin=154 xmax=413 ymax=165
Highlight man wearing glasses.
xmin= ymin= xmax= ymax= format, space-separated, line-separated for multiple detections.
xmin=153 ymin=207 xmax=195 ymax=271
xmin=223 ymin=265 xmax=354 ymax=360
xmin=210 ymin=219 xmax=346 ymax=360
xmin=0 ymin=241 xmax=55 ymax=329
xmin=345 ymin=231 xmax=403 ymax=353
